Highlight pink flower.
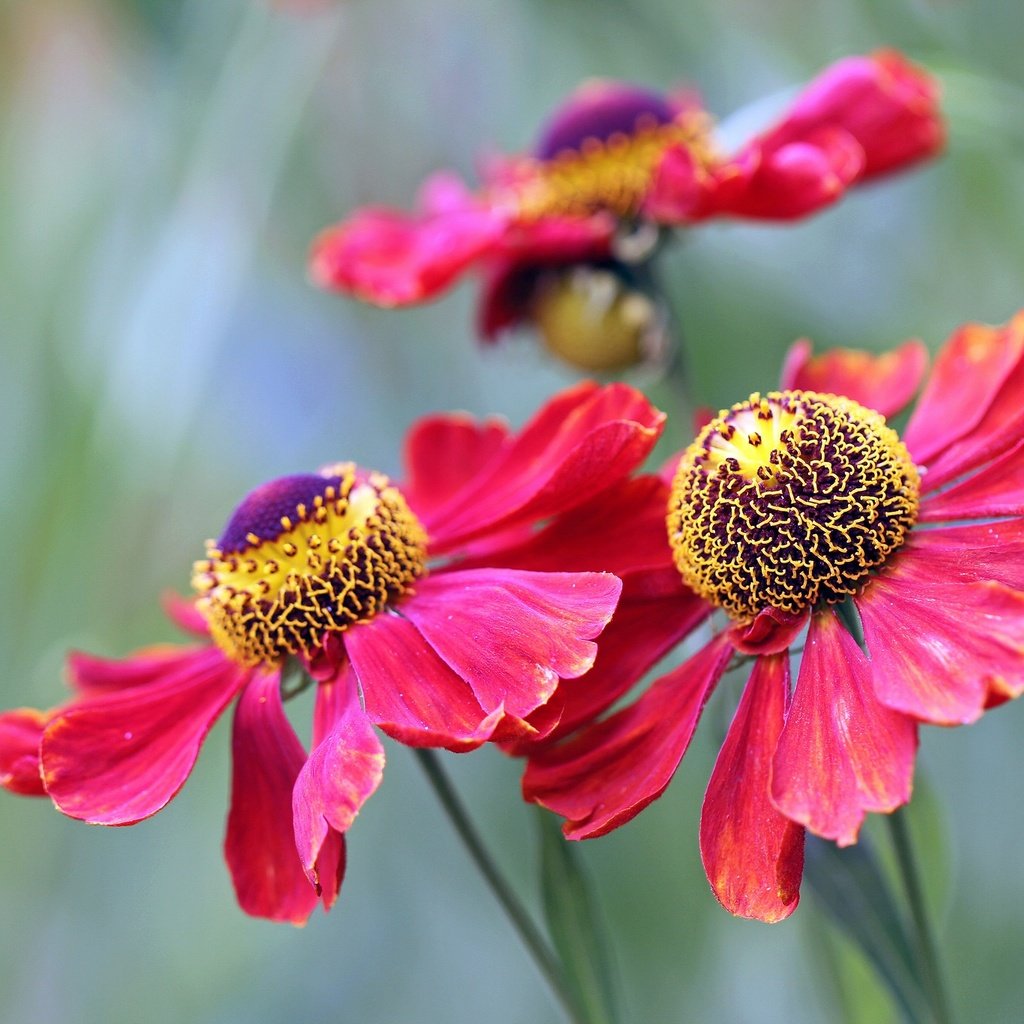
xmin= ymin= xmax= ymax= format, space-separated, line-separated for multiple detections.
xmin=311 ymin=52 xmax=943 ymax=360
xmin=523 ymin=316 xmax=1024 ymax=923
xmin=0 ymin=383 xmax=666 ymax=924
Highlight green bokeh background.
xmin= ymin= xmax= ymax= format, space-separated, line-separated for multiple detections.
xmin=2 ymin=1 xmax=1023 ymax=1021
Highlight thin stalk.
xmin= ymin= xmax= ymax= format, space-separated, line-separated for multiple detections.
xmin=887 ymin=808 xmax=954 ymax=1024
xmin=413 ymin=749 xmax=586 ymax=1024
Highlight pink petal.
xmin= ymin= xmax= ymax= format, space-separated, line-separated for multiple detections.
xmin=345 ymin=612 xmax=500 ymax=749
xmin=292 ymin=666 xmax=384 ymax=890
xmin=66 ymin=644 xmax=208 ymax=695
xmin=225 ymin=671 xmax=323 ymax=924
xmin=42 ymin=646 xmax=248 ymax=825
xmin=780 ymin=338 xmax=928 ymax=418
xmin=771 ymin=610 xmax=917 ymax=846
xmin=523 ymin=637 xmax=732 ymax=839
xmin=401 ymin=568 xmax=622 ymax=721
xmin=918 ymin=436 xmax=1024 ymax=521
xmin=644 ymin=142 xmax=717 ymax=222
xmin=701 ymin=655 xmax=805 ymax=923
xmin=856 ymin=560 xmax=1024 ymax=724
xmin=729 ymin=606 xmax=808 ymax=656
xmin=0 ymin=708 xmax=49 ymax=796
xmin=162 ymin=592 xmax=210 ymax=636
xmin=906 ymin=521 xmax=1024 ymax=590
xmin=402 ymin=413 xmax=510 ymax=522
xmin=420 ymin=381 xmax=665 ymax=552
xmin=904 ymin=318 xmax=1024 ymax=466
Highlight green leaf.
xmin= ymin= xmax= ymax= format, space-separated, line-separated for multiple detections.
xmin=536 ymin=809 xmax=620 ymax=1024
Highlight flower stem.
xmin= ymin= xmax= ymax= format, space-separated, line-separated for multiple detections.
xmin=887 ymin=807 xmax=955 ymax=1024
xmin=413 ymin=748 xmax=586 ymax=1024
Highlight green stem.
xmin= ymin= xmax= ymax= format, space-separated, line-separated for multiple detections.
xmin=887 ymin=807 xmax=954 ymax=1024
xmin=413 ymin=749 xmax=586 ymax=1024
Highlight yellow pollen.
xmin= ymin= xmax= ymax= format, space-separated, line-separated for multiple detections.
xmin=667 ymin=391 xmax=921 ymax=622
xmin=192 ymin=464 xmax=428 ymax=666
xmin=503 ymin=112 xmax=716 ymax=222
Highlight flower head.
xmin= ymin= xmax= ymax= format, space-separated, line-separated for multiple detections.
xmin=1 ymin=382 xmax=665 ymax=923
xmin=312 ymin=52 xmax=942 ymax=366
xmin=523 ymin=316 xmax=1024 ymax=923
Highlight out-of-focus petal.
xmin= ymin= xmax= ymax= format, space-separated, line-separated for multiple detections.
xmin=780 ymin=338 xmax=928 ymax=418
xmin=771 ymin=610 xmax=917 ymax=846
xmin=523 ymin=636 xmax=732 ymax=839
xmin=225 ymin=671 xmax=322 ymax=925
xmin=856 ymin=560 xmax=1024 ymax=724
xmin=292 ymin=665 xmax=383 ymax=891
xmin=42 ymin=647 xmax=247 ymax=825
xmin=0 ymin=708 xmax=49 ymax=796
xmin=162 ymin=593 xmax=210 ymax=636
xmin=66 ymin=644 xmax=207 ymax=695
xmin=644 ymin=142 xmax=717 ymax=222
xmin=700 ymin=654 xmax=805 ymax=923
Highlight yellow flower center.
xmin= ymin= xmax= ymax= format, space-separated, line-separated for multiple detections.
xmin=192 ymin=464 xmax=428 ymax=666
xmin=505 ymin=112 xmax=715 ymax=222
xmin=667 ymin=391 xmax=921 ymax=622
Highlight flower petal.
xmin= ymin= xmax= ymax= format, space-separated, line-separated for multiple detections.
xmin=905 ymin=520 xmax=1024 ymax=590
xmin=856 ymin=560 xmax=1024 ymax=724
xmin=42 ymin=646 xmax=247 ymax=825
xmin=345 ymin=612 xmax=499 ymax=749
xmin=420 ymin=381 xmax=665 ymax=552
xmin=918 ymin=436 xmax=1024 ymax=521
xmin=780 ymin=338 xmax=928 ymax=418
xmin=66 ymin=644 xmax=208 ymax=695
xmin=225 ymin=671 xmax=322 ymax=924
xmin=292 ymin=663 xmax=383 ymax=891
xmin=402 ymin=568 xmax=622 ymax=721
xmin=162 ymin=592 xmax=210 ymax=636
xmin=771 ymin=610 xmax=917 ymax=846
xmin=0 ymin=708 xmax=48 ymax=796
xmin=523 ymin=637 xmax=732 ymax=839
xmin=701 ymin=655 xmax=805 ymax=923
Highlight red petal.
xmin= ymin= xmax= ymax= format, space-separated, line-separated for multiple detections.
xmin=904 ymin=318 xmax=1024 ymax=466
xmin=523 ymin=637 xmax=732 ymax=839
xmin=918 ymin=436 xmax=1024 ymax=521
xmin=0 ymin=708 xmax=49 ymax=796
xmin=771 ymin=610 xmax=917 ymax=846
xmin=729 ymin=606 xmax=808 ymax=656
xmin=402 ymin=568 xmax=622 ymax=720
xmin=345 ymin=612 xmax=499 ymax=749
xmin=225 ymin=671 xmax=322 ymax=924
xmin=856 ymin=561 xmax=1024 ymax=723
xmin=42 ymin=646 xmax=247 ymax=824
xmin=644 ymin=142 xmax=717 ymax=222
xmin=292 ymin=667 xmax=384 ymax=890
xmin=700 ymin=655 xmax=805 ymax=922
xmin=906 ymin=521 xmax=1024 ymax=590
xmin=66 ymin=644 xmax=207 ymax=695
xmin=420 ymin=382 xmax=664 ymax=552
xmin=402 ymin=414 xmax=510 ymax=522
xmin=780 ymin=338 xmax=928 ymax=418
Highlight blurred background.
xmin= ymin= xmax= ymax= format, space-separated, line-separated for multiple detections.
xmin=2 ymin=0 xmax=1023 ymax=1021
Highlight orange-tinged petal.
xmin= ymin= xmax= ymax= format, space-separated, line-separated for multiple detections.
xmin=0 ymin=708 xmax=49 ymax=796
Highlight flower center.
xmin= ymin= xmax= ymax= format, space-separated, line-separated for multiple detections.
xmin=667 ymin=391 xmax=921 ymax=622
xmin=192 ymin=464 xmax=428 ymax=666
xmin=506 ymin=112 xmax=715 ymax=222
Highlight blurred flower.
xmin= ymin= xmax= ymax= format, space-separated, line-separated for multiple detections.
xmin=523 ymin=317 xmax=1024 ymax=923
xmin=0 ymin=382 xmax=666 ymax=924
xmin=311 ymin=51 xmax=943 ymax=367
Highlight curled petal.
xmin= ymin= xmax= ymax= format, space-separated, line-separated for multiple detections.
xmin=730 ymin=606 xmax=808 ymax=656
xmin=523 ymin=637 xmax=732 ymax=839
xmin=701 ymin=655 xmax=805 ymax=923
xmin=0 ymin=708 xmax=49 ymax=796
xmin=781 ymin=338 xmax=928 ymax=418
xmin=42 ymin=646 xmax=247 ymax=825
xmin=771 ymin=610 xmax=917 ymax=846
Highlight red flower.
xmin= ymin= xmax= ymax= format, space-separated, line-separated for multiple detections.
xmin=0 ymin=382 xmax=665 ymax=924
xmin=523 ymin=315 xmax=1024 ymax=923
xmin=311 ymin=52 xmax=942 ymax=356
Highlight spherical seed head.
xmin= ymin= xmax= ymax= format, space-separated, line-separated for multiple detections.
xmin=667 ymin=391 xmax=921 ymax=622
xmin=192 ymin=464 xmax=428 ymax=666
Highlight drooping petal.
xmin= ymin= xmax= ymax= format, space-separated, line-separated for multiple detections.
xmin=856 ymin=561 xmax=1024 ymax=723
xmin=904 ymin=317 xmax=1024 ymax=466
xmin=771 ymin=610 xmax=917 ymax=846
xmin=346 ymin=612 xmax=500 ymax=749
xmin=225 ymin=671 xmax=322 ymax=924
xmin=918 ymin=436 xmax=1024 ymax=521
xmin=700 ymin=655 xmax=805 ymax=923
xmin=292 ymin=663 xmax=383 ymax=891
xmin=729 ymin=606 xmax=808 ymax=657
xmin=780 ymin=338 xmax=928 ymax=418
xmin=523 ymin=637 xmax=732 ymax=839
xmin=420 ymin=381 xmax=664 ymax=552
xmin=401 ymin=568 xmax=622 ymax=722
xmin=42 ymin=646 xmax=248 ymax=825
xmin=0 ymin=708 xmax=48 ymax=796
